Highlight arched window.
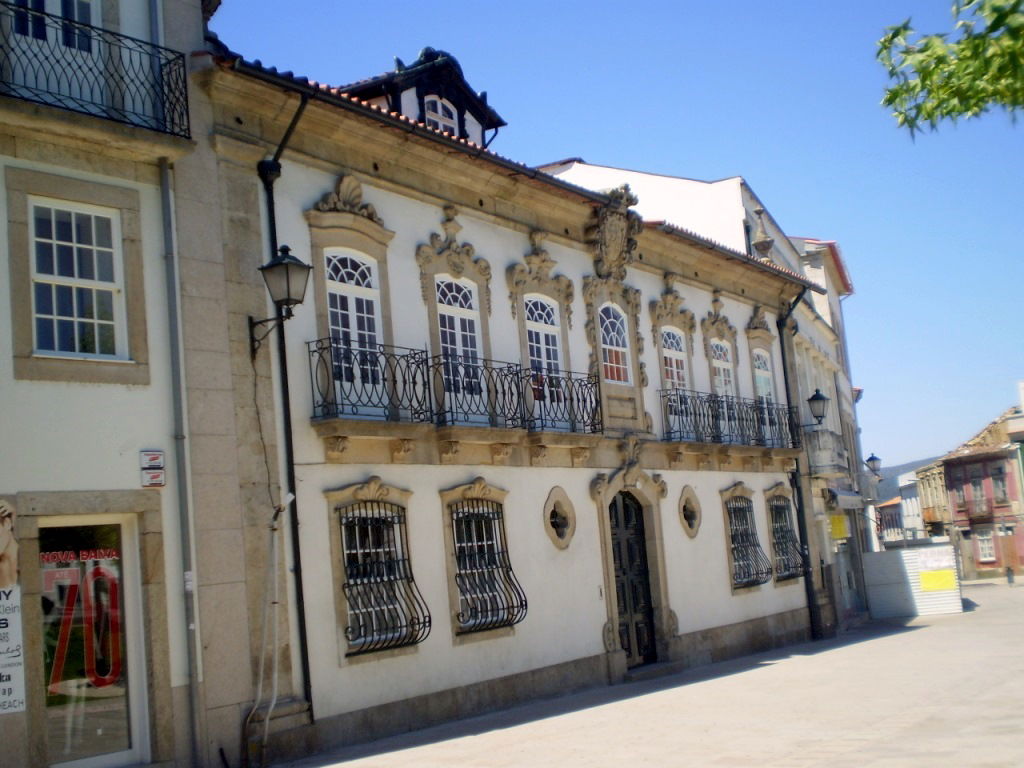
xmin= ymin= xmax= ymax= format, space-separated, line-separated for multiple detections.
xmin=752 ymin=349 xmax=774 ymax=402
xmin=525 ymin=296 xmax=561 ymax=376
xmin=424 ymin=95 xmax=457 ymax=134
xmin=661 ymin=328 xmax=687 ymax=390
xmin=599 ymin=304 xmax=631 ymax=384
xmin=709 ymin=339 xmax=734 ymax=397
xmin=436 ymin=277 xmax=481 ymax=394
xmin=325 ymin=250 xmax=381 ymax=386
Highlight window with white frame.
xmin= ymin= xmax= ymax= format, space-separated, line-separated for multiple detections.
xmin=424 ymin=96 xmax=457 ymax=133
xmin=976 ymin=527 xmax=996 ymax=562
xmin=30 ymin=198 xmax=125 ymax=358
xmin=599 ymin=304 xmax=631 ymax=384
xmin=448 ymin=496 xmax=527 ymax=633
xmin=661 ymin=328 xmax=687 ymax=390
xmin=752 ymin=349 xmax=774 ymax=402
xmin=992 ymin=465 xmax=1008 ymax=502
xmin=326 ymin=250 xmax=381 ymax=385
xmin=436 ymin=277 xmax=481 ymax=394
xmin=15 ymin=0 xmax=94 ymax=50
xmin=339 ymin=499 xmax=431 ymax=655
xmin=768 ymin=495 xmax=803 ymax=581
xmin=725 ymin=496 xmax=772 ymax=588
xmin=525 ymin=295 xmax=562 ymax=400
xmin=710 ymin=339 xmax=734 ymax=397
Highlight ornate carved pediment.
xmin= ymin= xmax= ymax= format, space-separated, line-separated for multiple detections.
xmin=620 ymin=435 xmax=643 ymax=487
xmin=586 ymin=185 xmax=643 ymax=281
xmin=416 ymin=206 xmax=492 ymax=312
xmin=315 ymin=174 xmax=383 ymax=223
xmin=701 ymin=289 xmax=738 ymax=361
xmin=747 ymin=305 xmax=772 ymax=333
xmin=353 ymin=476 xmax=390 ymax=501
xmin=650 ymin=275 xmax=696 ymax=350
xmin=326 ymin=475 xmax=412 ymax=509
xmin=507 ymin=230 xmax=575 ymax=327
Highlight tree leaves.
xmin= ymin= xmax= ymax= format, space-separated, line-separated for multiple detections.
xmin=877 ymin=0 xmax=1024 ymax=135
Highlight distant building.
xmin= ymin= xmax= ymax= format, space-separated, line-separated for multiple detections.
xmin=898 ymin=471 xmax=925 ymax=540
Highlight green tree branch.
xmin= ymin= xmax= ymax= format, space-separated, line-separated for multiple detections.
xmin=877 ymin=0 xmax=1024 ymax=134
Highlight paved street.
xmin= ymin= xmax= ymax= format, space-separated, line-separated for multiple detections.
xmin=284 ymin=581 xmax=1024 ymax=767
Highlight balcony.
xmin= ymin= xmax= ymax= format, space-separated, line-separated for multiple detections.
xmin=804 ymin=428 xmax=850 ymax=476
xmin=958 ymin=498 xmax=994 ymax=520
xmin=307 ymin=338 xmax=602 ymax=435
xmin=0 ymin=2 xmax=189 ymax=137
xmin=660 ymin=389 xmax=799 ymax=449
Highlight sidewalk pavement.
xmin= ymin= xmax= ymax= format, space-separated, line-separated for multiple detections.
xmin=281 ymin=582 xmax=1024 ymax=767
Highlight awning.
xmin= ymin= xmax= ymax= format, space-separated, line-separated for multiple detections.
xmin=826 ymin=489 xmax=864 ymax=510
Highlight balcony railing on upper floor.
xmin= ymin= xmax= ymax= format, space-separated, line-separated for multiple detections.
xmin=959 ymin=498 xmax=994 ymax=520
xmin=660 ymin=389 xmax=800 ymax=449
xmin=805 ymin=428 xmax=850 ymax=474
xmin=307 ymin=338 xmax=602 ymax=435
xmin=0 ymin=2 xmax=189 ymax=137
xmin=522 ymin=369 xmax=602 ymax=434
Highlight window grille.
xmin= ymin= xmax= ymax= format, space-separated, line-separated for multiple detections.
xmin=449 ymin=498 xmax=527 ymax=633
xmin=768 ymin=495 xmax=803 ymax=581
xmin=339 ymin=500 xmax=431 ymax=655
xmin=725 ymin=497 xmax=772 ymax=588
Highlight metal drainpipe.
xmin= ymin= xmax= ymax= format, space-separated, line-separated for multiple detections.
xmin=158 ymin=157 xmax=202 ymax=767
xmin=256 ymin=94 xmax=313 ymax=706
xmin=776 ymin=288 xmax=824 ymax=640
xmin=152 ymin=1 xmax=201 ymax=762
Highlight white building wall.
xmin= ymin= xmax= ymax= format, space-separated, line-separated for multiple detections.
xmin=266 ymin=160 xmax=807 ymax=719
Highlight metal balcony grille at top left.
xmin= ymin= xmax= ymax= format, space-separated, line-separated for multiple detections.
xmin=0 ymin=2 xmax=189 ymax=138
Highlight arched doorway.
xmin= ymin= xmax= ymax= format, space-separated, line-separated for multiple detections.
xmin=609 ymin=491 xmax=656 ymax=667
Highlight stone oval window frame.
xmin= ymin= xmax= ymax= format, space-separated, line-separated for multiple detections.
xmin=544 ymin=486 xmax=576 ymax=549
xmin=679 ymin=485 xmax=702 ymax=538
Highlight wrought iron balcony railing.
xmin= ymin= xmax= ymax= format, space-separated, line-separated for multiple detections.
xmin=660 ymin=389 xmax=799 ymax=449
xmin=309 ymin=338 xmax=605 ymax=436
xmin=522 ymin=369 xmax=602 ymax=434
xmin=0 ymin=2 xmax=189 ymax=137
xmin=429 ymin=353 xmax=525 ymax=429
xmin=308 ymin=340 xmax=432 ymax=422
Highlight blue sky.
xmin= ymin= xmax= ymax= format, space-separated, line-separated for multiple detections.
xmin=209 ymin=1 xmax=1024 ymax=467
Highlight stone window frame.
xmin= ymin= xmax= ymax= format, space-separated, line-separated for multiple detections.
xmin=7 ymin=167 xmax=149 ymax=384
xmin=763 ymin=482 xmax=803 ymax=585
xmin=6 ymin=490 xmax=174 ymax=764
xmin=416 ymin=206 xmax=493 ymax=364
xmin=543 ymin=485 xmax=576 ymax=549
xmin=506 ymin=230 xmax=575 ymax=376
xmin=584 ymin=275 xmax=647 ymax=432
xmin=720 ymin=482 xmax=773 ymax=592
xmin=324 ymin=476 xmax=431 ymax=662
xmin=700 ymin=290 xmax=739 ymax=399
xmin=678 ymin=485 xmax=701 ymax=539
xmin=438 ymin=477 xmax=527 ymax=642
xmin=306 ymin=174 xmax=396 ymax=348
xmin=746 ymin=305 xmax=779 ymax=403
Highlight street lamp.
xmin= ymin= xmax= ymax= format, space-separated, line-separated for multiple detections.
xmin=865 ymin=453 xmax=882 ymax=476
xmin=248 ymin=245 xmax=312 ymax=358
xmin=807 ymin=389 xmax=830 ymax=425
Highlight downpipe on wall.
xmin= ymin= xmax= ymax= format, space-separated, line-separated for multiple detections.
xmin=776 ymin=288 xmax=825 ymax=641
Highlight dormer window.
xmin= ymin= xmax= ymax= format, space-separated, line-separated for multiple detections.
xmin=424 ymin=96 xmax=457 ymax=134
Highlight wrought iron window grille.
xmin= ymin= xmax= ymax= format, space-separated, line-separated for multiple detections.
xmin=726 ymin=497 xmax=772 ymax=588
xmin=768 ymin=495 xmax=803 ymax=581
xmin=339 ymin=500 xmax=431 ymax=656
xmin=449 ymin=498 xmax=527 ymax=633
xmin=660 ymin=388 xmax=799 ymax=449
xmin=0 ymin=1 xmax=190 ymax=137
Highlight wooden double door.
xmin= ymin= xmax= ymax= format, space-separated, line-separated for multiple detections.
xmin=609 ymin=491 xmax=657 ymax=667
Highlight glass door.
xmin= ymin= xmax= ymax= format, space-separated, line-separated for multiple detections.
xmin=39 ymin=516 xmax=147 ymax=768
